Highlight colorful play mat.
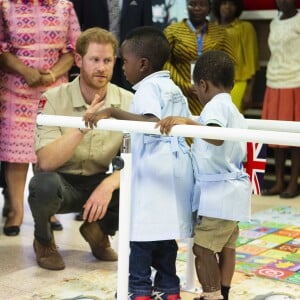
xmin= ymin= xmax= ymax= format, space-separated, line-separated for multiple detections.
xmin=236 ymin=206 xmax=300 ymax=285
xmin=177 ymin=206 xmax=300 ymax=286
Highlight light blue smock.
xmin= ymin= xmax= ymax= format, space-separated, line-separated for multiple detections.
xmin=191 ymin=93 xmax=251 ymax=222
xmin=130 ymin=71 xmax=194 ymax=241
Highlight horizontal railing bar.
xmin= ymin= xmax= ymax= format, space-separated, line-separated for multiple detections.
xmin=37 ymin=115 xmax=300 ymax=147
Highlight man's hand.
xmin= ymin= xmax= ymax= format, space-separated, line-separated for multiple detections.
xmin=83 ymin=94 xmax=108 ymax=129
xmin=82 ymin=179 xmax=114 ymax=223
xmin=87 ymin=93 xmax=106 ymax=114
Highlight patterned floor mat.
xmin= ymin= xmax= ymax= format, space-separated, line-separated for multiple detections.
xmin=26 ymin=206 xmax=300 ymax=300
xmin=178 ymin=206 xmax=300 ymax=286
xmin=236 ymin=206 xmax=300 ymax=285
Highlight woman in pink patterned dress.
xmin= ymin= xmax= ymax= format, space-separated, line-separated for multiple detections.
xmin=0 ymin=0 xmax=81 ymax=236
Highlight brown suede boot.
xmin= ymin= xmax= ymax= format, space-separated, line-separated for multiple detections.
xmin=33 ymin=238 xmax=65 ymax=270
xmin=79 ymin=221 xmax=118 ymax=261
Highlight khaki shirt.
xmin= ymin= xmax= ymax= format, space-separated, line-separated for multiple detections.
xmin=35 ymin=76 xmax=133 ymax=175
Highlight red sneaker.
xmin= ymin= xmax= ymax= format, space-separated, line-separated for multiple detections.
xmin=151 ymin=289 xmax=181 ymax=300
xmin=167 ymin=295 xmax=181 ymax=300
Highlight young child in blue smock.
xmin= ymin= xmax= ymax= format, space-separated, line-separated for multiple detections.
xmin=84 ymin=26 xmax=194 ymax=300
xmin=157 ymin=50 xmax=252 ymax=300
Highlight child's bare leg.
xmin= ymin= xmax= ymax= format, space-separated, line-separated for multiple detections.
xmin=282 ymin=147 xmax=299 ymax=196
xmin=219 ymin=247 xmax=235 ymax=300
xmin=193 ymin=244 xmax=223 ymax=300
xmin=269 ymin=148 xmax=286 ymax=194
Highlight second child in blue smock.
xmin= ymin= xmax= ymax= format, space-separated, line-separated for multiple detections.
xmin=157 ymin=50 xmax=251 ymax=300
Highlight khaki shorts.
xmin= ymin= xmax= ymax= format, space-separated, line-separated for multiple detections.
xmin=193 ymin=216 xmax=239 ymax=253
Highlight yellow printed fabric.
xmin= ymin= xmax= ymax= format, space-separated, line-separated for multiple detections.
xmin=224 ymin=19 xmax=259 ymax=81
xmin=230 ymin=80 xmax=247 ymax=110
xmin=223 ymin=19 xmax=259 ymax=111
xmin=163 ymin=19 xmax=236 ymax=116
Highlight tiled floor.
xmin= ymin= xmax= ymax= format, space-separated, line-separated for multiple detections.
xmin=0 ymin=172 xmax=299 ymax=299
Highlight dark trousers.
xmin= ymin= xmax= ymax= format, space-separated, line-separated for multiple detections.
xmin=129 ymin=240 xmax=180 ymax=296
xmin=0 ymin=161 xmax=6 ymax=188
xmin=28 ymin=172 xmax=119 ymax=245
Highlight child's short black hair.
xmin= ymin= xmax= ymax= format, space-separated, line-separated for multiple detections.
xmin=193 ymin=50 xmax=234 ymax=89
xmin=123 ymin=26 xmax=170 ymax=71
xmin=212 ymin=0 xmax=244 ymax=20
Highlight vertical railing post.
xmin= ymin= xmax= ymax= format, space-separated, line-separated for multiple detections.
xmin=181 ymin=238 xmax=198 ymax=293
xmin=116 ymin=133 xmax=132 ymax=300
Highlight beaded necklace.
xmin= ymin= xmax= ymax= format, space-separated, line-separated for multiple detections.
xmin=10 ymin=0 xmax=55 ymax=5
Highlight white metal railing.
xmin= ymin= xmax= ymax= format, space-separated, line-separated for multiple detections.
xmin=37 ymin=115 xmax=300 ymax=147
xmin=36 ymin=115 xmax=300 ymax=299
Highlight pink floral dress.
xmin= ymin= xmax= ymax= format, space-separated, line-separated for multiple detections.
xmin=0 ymin=0 xmax=80 ymax=162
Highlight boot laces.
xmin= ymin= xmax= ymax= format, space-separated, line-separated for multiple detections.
xmin=42 ymin=243 xmax=58 ymax=256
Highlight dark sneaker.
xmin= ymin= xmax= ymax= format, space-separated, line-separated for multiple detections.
xmin=33 ymin=239 xmax=65 ymax=270
xmin=151 ymin=289 xmax=181 ymax=300
xmin=79 ymin=221 xmax=118 ymax=261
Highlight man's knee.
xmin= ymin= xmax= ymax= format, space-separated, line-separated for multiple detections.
xmin=28 ymin=172 xmax=61 ymax=206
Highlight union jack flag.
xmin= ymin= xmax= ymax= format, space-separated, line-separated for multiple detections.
xmin=243 ymin=142 xmax=267 ymax=195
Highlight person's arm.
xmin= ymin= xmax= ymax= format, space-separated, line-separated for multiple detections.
xmin=156 ymin=116 xmax=223 ymax=146
xmin=37 ymin=94 xmax=104 ymax=171
xmin=36 ymin=128 xmax=87 ymax=172
xmin=0 ymin=5 xmax=42 ymax=85
xmin=83 ymin=107 xmax=160 ymax=129
xmin=163 ymin=25 xmax=196 ymax=99
xmin=40 ymin=1 xmax=80 ymax=85
xmin=242 ymin=76 xmax=256 ymax=110
xmin=0 ymin=51 xmax=74 ymax=87
xmin=241 ymin=22 xmax=259 ymax=111
xmin=83 ymin=170 xmax=120 ymax=223
xmin=217 ymin=26 xmax=237 ymax=65
xmin=39 ymin=53 xmax=75 ymax=85
xmin=0 ymin=52 xmax=41 ymax=86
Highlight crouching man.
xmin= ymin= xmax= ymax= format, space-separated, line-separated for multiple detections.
xmin=28 ymin=28 xmax=133 ymax=270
